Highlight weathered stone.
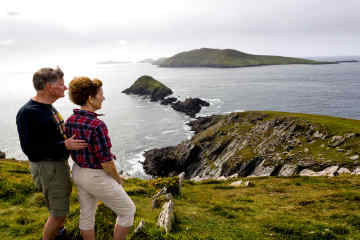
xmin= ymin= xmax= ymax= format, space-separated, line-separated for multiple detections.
xmin=229 ymin=173 xmax=239 ymax=179
xmin=352 ymin=167 xmax=360 ymax=175
xmin=249 ymin=160 xmax=275 ymax=177
xmin=152 ymin=187 xmax=167 ymax=209
xmin=350 ymin=155 xmax=359 ymax=160
xmin=300 ymin=166 xmax=339 ymax=177
xmin=134 ymin=219 xmax=145 ymax=233
xmin=299 ymin=169 xmax=317 ymax=176
xmin=230 ymin=180 xmax=243 ymax=186
xmin=279 ymin=164 xmax=297 ymax=176
xmin=313 ymin=131 xmax=323 ymax=138
xmin=230 ymin=180 xmax=254 ymax=187
xmin=328 ymin=136 xmax=345 ymax=148
xmin=337 ymin=168 xmax=351 ymax=175
xmin=164 ymin=193 xmax=174 ymax=200
xmin=157 ymin=200 xmax=175 ymax=233
xmin=217 ymin=176 xmax=227 ymax=181
xmin=178 ymin=172 xmax=185 ymax=190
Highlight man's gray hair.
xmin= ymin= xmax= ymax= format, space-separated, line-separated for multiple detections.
xmin=33 ymin=66 xmax=64 ymax=90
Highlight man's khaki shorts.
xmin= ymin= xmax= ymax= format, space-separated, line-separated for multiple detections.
xmin=29 ymin=160 xmax=72 ymax=217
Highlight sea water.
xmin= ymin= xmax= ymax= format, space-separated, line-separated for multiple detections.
xmin=1 ymin=58 xmax=359 ymax=177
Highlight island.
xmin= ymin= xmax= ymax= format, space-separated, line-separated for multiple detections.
xmin=122 ymin=75 xmax=173 ymax=102
xmin=157 ymin=48 xmax=334 ymax=68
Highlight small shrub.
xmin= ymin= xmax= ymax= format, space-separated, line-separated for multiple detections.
xmin=148 ymin=177 xmax=180 ymax=196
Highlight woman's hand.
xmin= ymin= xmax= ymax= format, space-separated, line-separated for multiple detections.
xmin=101 ymin=160 xmax=124 ymax=185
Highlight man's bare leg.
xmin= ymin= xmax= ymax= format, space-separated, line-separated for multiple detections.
xmin=113 ymin=224 xmax=131 ymax=240
xmin=42 ymin=215 xmax=66 ymax=240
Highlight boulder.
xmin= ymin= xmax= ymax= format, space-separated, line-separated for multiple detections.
xmin=157 ymin=200 xmax=175 ymax=233
xmin=171 ymin=98 xmax=210 ymax=117
xmin=230 ymin=180 xmax=254 ymax=187
xmin=350 ymin=155 xmax=359 ymax=160
xmin=299 ymin=166 xmax=339 ymax=177
xmin=160 ymin=97 xmax=178 ymax=105
xmin=278 ymin=164 xmax=297 ymax=176
xmin=249 ymin=160 xmax=275 ymax=177
xmin=352 ymin=167 xmax=360 ymax=175
xmin=337 ymin=168 xmax=351 ymax=175
xmin=122 ymin=75 xmax=173 ymax=101
xmin=328 ymin=136 xmax=346 ymax=148
xmin=134 ymin=219 xmax=145 ymax=233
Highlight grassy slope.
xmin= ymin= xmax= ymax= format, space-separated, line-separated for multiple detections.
xmin=1 ymin=158 xmax=360 ymax=240
xmin=159 ymin=48 xmax=330 ymax=68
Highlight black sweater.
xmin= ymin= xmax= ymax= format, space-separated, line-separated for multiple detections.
xmin=16 ymin=99 xmax=69 ymax=162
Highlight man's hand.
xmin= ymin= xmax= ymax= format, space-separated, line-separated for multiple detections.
xmin=65 ymin=135 xmax=88 ymax=150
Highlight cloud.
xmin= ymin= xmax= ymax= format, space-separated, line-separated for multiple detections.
xmin=0 ymin=40 xmax=14 ymax=46
xmin=7 ymin=11 xmax=20 ymax=16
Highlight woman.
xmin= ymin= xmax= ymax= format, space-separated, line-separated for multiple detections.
xmin=65 ymin=77 xmax=135 ymax=240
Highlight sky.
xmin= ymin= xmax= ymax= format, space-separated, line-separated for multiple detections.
xmin=1 ymin=0 xmax=360 ymax=68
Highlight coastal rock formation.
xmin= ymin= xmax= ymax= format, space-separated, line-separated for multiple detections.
xmin=160 ymin=97 xmax=178 ymax=105
xmin=158 ymin=48 xmax=332 ymax=68
xmin=143 ymin=111 xmax=360 ymax=179
xmin=123 ymin=76 xmax=209 ymax=117
xmin=171 ymin=98 xmax=210 ymax=117
xmin=122 ymin=75 xmax=173 ymax=101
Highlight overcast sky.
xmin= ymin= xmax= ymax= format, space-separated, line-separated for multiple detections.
xmin=1 ymin=0 xmax=360 ymax=67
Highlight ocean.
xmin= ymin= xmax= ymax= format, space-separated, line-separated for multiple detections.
xmin=1 ymin=57 xmax=359 ymax=177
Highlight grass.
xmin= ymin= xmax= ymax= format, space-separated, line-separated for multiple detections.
xmin=1 ymin=159 xmax=360 ymax=239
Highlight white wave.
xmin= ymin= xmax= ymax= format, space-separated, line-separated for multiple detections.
xmin=203 ymin=98 xmax=223 ymax=105
xmin=144 ymin=135 xmax=157 ymax=140
xmin=127 ymin=151 xmax=146 ymax=176
xmin=224 ymin=109 xmax=245 ymax=114
xmin=162 ymin=129 xmax=178 ymax=135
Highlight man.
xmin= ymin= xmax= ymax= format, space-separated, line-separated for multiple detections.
xmin=16 ymin=67 xmax=88 ymax=240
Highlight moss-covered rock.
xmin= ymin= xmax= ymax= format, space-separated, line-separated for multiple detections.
xmin=122 ymin=75 xmax=173 ymax=101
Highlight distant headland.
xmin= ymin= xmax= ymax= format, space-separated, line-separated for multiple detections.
xmin=147 ymin=48 xmax=358 ymax=68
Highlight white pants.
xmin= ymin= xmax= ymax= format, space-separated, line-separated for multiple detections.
xmin=72 ymin=164 xmax=136 ymax=230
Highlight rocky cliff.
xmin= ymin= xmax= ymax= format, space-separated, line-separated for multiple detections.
xmin=143 ymin=111 xmax=360 ymax=178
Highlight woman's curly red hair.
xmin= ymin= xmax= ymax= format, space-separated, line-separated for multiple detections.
xmin=69 ymin=77 xmax=103 ymax=106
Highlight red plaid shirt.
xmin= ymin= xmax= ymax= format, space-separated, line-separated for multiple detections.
xmin=65 ymin=109 xmax=115 ymax=169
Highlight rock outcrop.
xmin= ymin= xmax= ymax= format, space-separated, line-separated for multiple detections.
xmin=122 ymin=75 xmax=173 ymax=101
xmin=171 ymin=98 xmax=210 ymax=117
xmin=123 ymin=76 xmax=209 ymax=117
xmin=143 ymin=111 xmax=360 ymax=179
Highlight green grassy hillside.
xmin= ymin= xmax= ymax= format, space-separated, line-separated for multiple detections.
xmin=159 ymin=48 xmax=332 ymax=68
xmin=1 ymin=159 xmax=360 ymax=239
